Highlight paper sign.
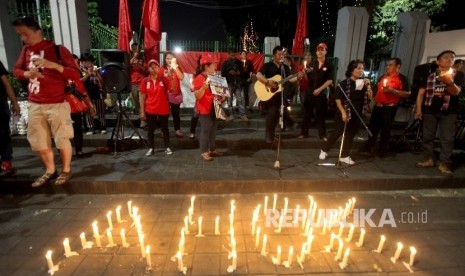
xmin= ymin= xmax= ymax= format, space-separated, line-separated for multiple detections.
xmin=208 ymin=74 xmax=230 ymax=97
xmin=355 ymin=79 xmax=365 ymax=90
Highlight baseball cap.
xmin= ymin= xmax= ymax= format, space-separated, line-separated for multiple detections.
xmin=316 ymin=43 xmax=328 ymax=50
xmin=148 ymin=59 xmax=160 ymax=66
xmin=200 ymin=53 xmax=217 ymax=65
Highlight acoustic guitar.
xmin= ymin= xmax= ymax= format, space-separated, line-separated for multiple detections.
xmin=254 ymin=69 xmax=309 ymax=101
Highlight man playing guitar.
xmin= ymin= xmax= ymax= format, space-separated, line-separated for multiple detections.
xmin=256 ymin=46 xmax=304 ymax=143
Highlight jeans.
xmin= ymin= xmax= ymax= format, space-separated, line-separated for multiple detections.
xmin=422 ymin=113 xmax=457 ymax=163
xmin=227 ymin=80 xmax=246 ymax=116
xmin=199 ymin=113 xmax=218 ymax=153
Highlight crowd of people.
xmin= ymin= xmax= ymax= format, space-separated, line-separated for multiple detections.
xmin=1 ymin=16 xmax=464 ymax=187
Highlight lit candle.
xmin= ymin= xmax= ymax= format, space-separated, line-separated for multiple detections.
xmin=230 ymin=237 xmax=236 ymax=252
xmin=304 ymin=60 xmax=307 ymax=68
xmin=294 ymin=205 xmax=300 ymax=226
xmin=376 ymin=235 xmax=386 ymax=253
xmin=356 ymin=228 xmax=366 ymax=247
xmin=346 ymin=223 xmax=355 ymax=242
xmin=255 ymin=226 xmax=261 ymax=248
xmin=306 ymin=234 xmax=314 ymax=253
xmin=263 ymin=196 xmax=268 ymax=215
xmin=135 ymin=214 xmax=142 ymax=231
xmin=272 ymin=194 xmax=277 ymax=213
xmin=350 ymin=197 xmax=356 ymax=214
xmin=229 ymin=213 xmax=234 ymax=229
xmin=116 ymin=205 xmax=122 ymax=223
xmin=311 ymin=203 xmax=318 ymax=222
xmin=275 ymin=213 xmax=284 ymax=233
xmin=409 ymin=246 xmax=416 ymax=266
xmin=261 ymin=234 xmax=267 ymax=256
xmin=232 ymin=250 xmax=237 ymax=270
xmin=327 ymin=212 xmax=334 ymax=231
xmin=139 ymin=234 xmax=146 ymax=258
xmin=325 ymin=232 xmax=335 ymax=251
xmin=391 ymin=242 xmax=403 ymax=263
xmin=137 ymin=224 xmax=143 ymax=241
xmin=188 ymin=207 xmax=194 ymax=225
xmin=184 ymin=216 xmax=190 ymax=234
xmin=196 ymin=216 xmax=204 ymax=236
xmin=106 ymin=211 xmax=113 ymax=230
xmin=301 ymin=210 xmax=308 ymax=230
xmin=132 ymin=207 xmax=138 ymax=225
xmin=251 ymin=211 xmax=258 ymax=236
xmin=337 ymin=206 xmax=343 ymax=222
xmin=215 ymin=216 xmax=220 ymax=235
xmin=335 ymin=237 xmax=344 ymax=261
xmin=230 ymin=200 xmax=235 ymax=216
xmin=339 ymin=248 xmax=350 ymax=269
xmin=106 ymin=229 xmax=115 ymax=247
xmin=45 ymin=250 xmax=58 ymax=274
xmin=121 ymin=229 xmax=129 ymax=247
xmin=146 ymin=245 xmax=152 ymax=269
xmin=383 ymin=78 xmax=387 ymax=87
xmin=285 ymin=246 xmax=294 ymax=267
xmin=315 ymin=209 xmax=322 ymax=227
xmin=80 ymin=233 xmax=87 ymax=249
xmin=337 ymin=222 xmax=344 ymax=238
xmin=283 ymin=197 xmax=289 ymax=217
xmin=127 ymin=201 xmax=132 ymax=218
xmin=299 ymin=242 xmax=306 ymax=263
xmin=190 ymin=195 xmax=195 ymax=213
xmin=92 ymin=221 xmax=101 ymax=247
xmin=272 ymin=245 xmax=282 ymax=265
xmin=178 ymin=235 xmax=185 ymax=255
xmin=176 ymin=251 xmax=185 ymax=272
xmin=63 ymin=238 xmax=71 ymax=258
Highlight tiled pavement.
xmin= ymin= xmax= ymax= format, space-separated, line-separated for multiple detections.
xmin=0 ymin=190 xmax=465 ymax=275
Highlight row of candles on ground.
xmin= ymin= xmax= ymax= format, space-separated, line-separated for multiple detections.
xmin=248 ymin=195 xmax=418 ymax=271
xmin=44 ymin=201 xmax=153 ymax=275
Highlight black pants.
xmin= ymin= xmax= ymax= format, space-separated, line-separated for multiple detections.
xmin=146 ymin=114 xmax=170 ymax=149
xmin=301 ymin=93 xmax=327 ymax=137
xmin=85 ymin=98 xmax=106 ymax=131
xmin=170 ymin=103 xmax=181 ymax=131
xmin=362 ymin=105 xmax=397 ymax=155
xmin=264 ymin=93 xmax=282 ymax=139
xmin=322 ymin=112 xmax=361 ymax=158
xmin=71 ymin=112 xmax=83 ymax=154
xmin=0 ymin=102 xmax=12 ymax=162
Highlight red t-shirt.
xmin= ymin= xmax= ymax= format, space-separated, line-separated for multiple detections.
xmin=192 ymin=74 xmax=214 ymax=115
xmin=375 ymin=73 xmax=404 ymax=105
xmin=165 ymin=66 xmax=183 ymax=94
xmin=298 ymin=64 xmax=308 ymax=91
xmin=130 ymin=58 xmax=146 ymax=84
xmin=140 ymin=70 xmax=170 ymax=115
xmin=13 ymin=40 xmax=81 ymax=104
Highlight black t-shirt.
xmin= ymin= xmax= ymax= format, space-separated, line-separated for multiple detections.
xmin=0 ymin=61 xmax=8 ymax=103
xmin=306 ymin=59 xmax=334 ymax=96
xmin=259 ymin=61 xmax=290 ymax=79
xmin=336 ymin=79 xmax=366 ymax=115
xmin=421 ymin=70 xmax=465 ymax=114
xmin=221 ymin=57 xmax=243 ymax=83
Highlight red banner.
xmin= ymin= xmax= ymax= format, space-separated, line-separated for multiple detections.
xmin=292 ymin=0 xmax=308 ymax=55
xmin=142 ymin=0 xmax=161 ymax=61
xmin=117 ymin=0 xmax=132 ymax=53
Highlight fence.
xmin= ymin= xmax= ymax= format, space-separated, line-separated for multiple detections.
xmin=7 ymin=0 xmax=54 ymax=41
xmin=167 ymin=40 xmax=250 ymax=53
xmin=89 ymin=21 xmax=118 ymax=50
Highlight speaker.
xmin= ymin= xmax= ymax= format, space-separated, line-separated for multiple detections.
xmin=99 ymin=50 xmax=130 ymax=94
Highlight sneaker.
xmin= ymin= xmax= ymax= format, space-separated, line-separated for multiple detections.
xmin=1 ymin=161 xmax=16 ymax=176
xmin=176 ymin=130 xmax=184 ymax=138
xmin=416 ymin=158 xmax=435 ymax=168
xmin=319 ymin=150 xmax=328 ymax=160
xmin=226 ymin=115 xmax=234 ymax=121
xmin=241 ymin=115 xmax=249 ymax=122
xmin=165 ymin=147 xmax=173 ymax=155
xmin=339 ymin=156 xmax=355 ymax=165
xmin=145 ymin=148 xmax=154 ymax=156
xmin=140 ymin=121 xmax=147 ymax=128
xmin=101 ymin=130 xmax=107 ymax=134
xmin=85 ymin=131 xmax=93 ymax=136
xmin=319 ymin=135 xmax=328 ymax=142
xmin=189 ymin=133 xmax=195 ymax=139
xmin=438 ymin=162 xmax=453 ymax=176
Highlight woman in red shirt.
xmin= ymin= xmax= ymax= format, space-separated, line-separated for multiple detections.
xmin=140 ymin=59 xmax=172 ymax=156
xmin=163 ymin=51 xmax=185 ymax=137
xmin=192 ymin=53 xmax=224 ymax=161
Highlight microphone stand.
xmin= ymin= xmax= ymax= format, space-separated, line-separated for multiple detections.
xmin=337 ymin=83 xmax=373 ymax=137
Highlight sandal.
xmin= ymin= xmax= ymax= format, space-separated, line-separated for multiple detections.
xmin=55 ymin=172 xmax=72 ymax=186
xmin=209 ymin=149 xmax=223 ymax=157
xmin=31 ymin=171 xmax=58 ymax=188
xmin=201 ymin=152 xmax=213 ymax=161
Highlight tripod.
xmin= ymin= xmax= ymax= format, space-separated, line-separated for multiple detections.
xmin=109 ymin=91 xmax=147 ymax=155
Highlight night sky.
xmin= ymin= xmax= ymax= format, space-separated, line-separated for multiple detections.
xmin=95 ymin=0 xmax=465 ymax=42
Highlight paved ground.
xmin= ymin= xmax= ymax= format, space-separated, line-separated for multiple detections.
xmin=1 ymin=190 xmax=465 ymax=275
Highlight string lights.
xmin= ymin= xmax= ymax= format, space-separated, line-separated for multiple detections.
xmin=319 ymin=0 xmax=332 ymax=36
xmin=240 ymin=17 xmax=259 ymax=53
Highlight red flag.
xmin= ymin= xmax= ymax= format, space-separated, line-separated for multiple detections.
xmin=292 ymin=0 xmax=308 ymax=55
xmin=142 ymin=0 xmax=161 ymax=61
xmin=117 ymin=0 xmax=133 ymax=53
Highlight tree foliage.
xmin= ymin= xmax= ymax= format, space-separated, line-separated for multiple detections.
xmin=368 ymin=0 xmax=445 ymax=53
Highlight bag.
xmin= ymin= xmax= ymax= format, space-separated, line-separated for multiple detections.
xmin=168 ymin=91 xmax=183 ymax=104
xmin=66 ymin=93 xmax=88 ymax=113
xmin=213 ymin=97 xmax=226 ymax=120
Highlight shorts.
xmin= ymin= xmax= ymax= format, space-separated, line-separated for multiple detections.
xmin=27 ymin=102 xmax=74 ymax=151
